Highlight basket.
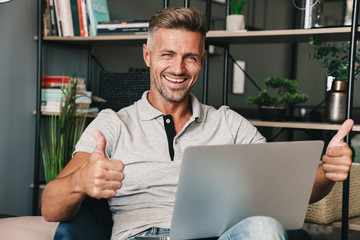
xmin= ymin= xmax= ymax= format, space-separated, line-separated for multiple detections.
xmin=305 ymin=163 xmax=360 ymax=225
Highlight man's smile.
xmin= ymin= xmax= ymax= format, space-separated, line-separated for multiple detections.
xmin=163 ymin=75 xmax=187 ymax=83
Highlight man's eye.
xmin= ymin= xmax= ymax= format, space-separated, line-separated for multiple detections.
xmin=162 ymin=53 xmax=172 ymax=57
xmin=186 ymin=56 xmax=197 ymax=62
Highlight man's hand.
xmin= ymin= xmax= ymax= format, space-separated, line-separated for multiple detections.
xmin=322 ymin=119 xmax=354 ymax=182
xmin=76 ymin=130 xmax=125 ymax=199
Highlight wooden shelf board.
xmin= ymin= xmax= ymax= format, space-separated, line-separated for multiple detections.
xmin=206 ymin=27 xmax=357 ymax=44
xmin=331 ymin=216 xmax=360 ymax=231
xmin=40 ymin=27 xmax=358 ymax=46
xmin=249 ymin=120 xmax=360 ymax=132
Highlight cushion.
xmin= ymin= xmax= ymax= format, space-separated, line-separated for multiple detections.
xmin=0 ymin=216 xmax=59 ymax=240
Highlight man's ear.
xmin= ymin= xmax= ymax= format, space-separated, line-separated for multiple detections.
xmin=143 ymin=44 xmax=151 ymax=67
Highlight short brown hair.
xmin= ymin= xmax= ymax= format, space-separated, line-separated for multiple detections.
xmin=147 ymin=7 xmax=207 ymax=50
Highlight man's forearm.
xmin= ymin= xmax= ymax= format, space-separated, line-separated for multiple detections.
xmin=309 ymin=165 xmax=335 ymax=204
xmin=41 ymin=171 xmax=87 ymax=222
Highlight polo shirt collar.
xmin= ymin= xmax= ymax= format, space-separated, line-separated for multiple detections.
xmin=138 ymin=91 xmax=204 ymax=122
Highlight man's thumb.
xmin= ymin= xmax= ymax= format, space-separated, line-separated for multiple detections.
xmin=94 ymin=130 xmax=106 ymax=156
xmin=327 ymin=119 xmax=354 ymax=148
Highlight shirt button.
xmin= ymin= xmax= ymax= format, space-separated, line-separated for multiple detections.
xmin=175 ymin=139 xmax=178 ymax=144
xmin=166 ymin=119 xmax=171 ymax=124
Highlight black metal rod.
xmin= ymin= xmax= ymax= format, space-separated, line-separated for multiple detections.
xmin=32 ymin=0 xmax=43 ymax=216
xmin=223 ymin=45 xmax=229 ymax=105
xmin=206 ymin=0 xmax=211 ymax=31
xmin=163 ymin=0 xmax=169 ymax=8
xmin=342 ymin=0 xmax=359 ymax=239
xmin=184 ymin=0 xmax=190 ymax=8
xmin=202 ymin=43 xmax=209 ymax=104
xmin=225 ymin=0 xmax=230 ymax=27
xmin=228 ymin=54 xmax=262 ymax=91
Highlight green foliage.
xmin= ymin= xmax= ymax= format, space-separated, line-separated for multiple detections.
xmin=309 ymin=37 xmax=360 ymax=81
xmin=230 ymin=0 xmax=245 ymax=15
xmin=247 ymin=76 xmax=309 ymax=107
xmin=40 ymin=73 xmax=88 ymax=183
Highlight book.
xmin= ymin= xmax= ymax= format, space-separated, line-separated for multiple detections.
xmin=77 ymin=0 xmax=85 ymax=36
xmin=41 ymin=89 xmax=92 ymax=104
xmin=41 ymin=82 xmax=86 ymax=90
xmin=42 ymin=0 xmax=52 ymax=36
xmin=56 ymin=0 xmax=74 ymax=37
xmin=81 ymin=0 xmax=90 ymax=36
xmin=70 ymin=0 xmax=80 ymax=36
xmin=48 ymin=0 xmax=58 ymax=35
xmin=86 ymin=0 xmax=110 ymax=36
xmin=97 ymin=27 xmax=148 ymax=35
xmin=42 ymin=76 xmax=70 ymax=83
xmin=97 ymin=20 xmax=148 ymax=35
xmin=97 ymin=20 xmax=149 ymax=29
xmin=53 ymin=0 xmax=62 ymax=36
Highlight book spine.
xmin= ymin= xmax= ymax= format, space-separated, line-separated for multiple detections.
xmin=58 ymin=0 xmax=74 ymax=37
xmin=49 ymin=0 xmax=58 ymax=35
xmin=70 ymin=0 xmax=80 ymax=36
xmin=97 ymin=22 xmax=149 ymax=29
xmin=86 ymin=0 xmax=110 ymax=36
xmin=81 ymin=0 xmax=89 ymax=36
xmin=97 ymin=27 xmax=148 ymax=35
xmin=42 ymin=0 xmax=52 ymax=36
xmin=42 ymin=76 xmax=70 ymax=83
xmin=77 ymin=0 xmax=85 ymax=36
xmin=53 ymin=0 xmax=62 ymax=36
xmin=86 ymin=0 xmax=96 ymax=36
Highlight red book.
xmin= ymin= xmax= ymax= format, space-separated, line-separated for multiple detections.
xmin=42 ymin=76 xmax=70 ymax=83
xmin=77 ymin=0 xmax=85 ymax=37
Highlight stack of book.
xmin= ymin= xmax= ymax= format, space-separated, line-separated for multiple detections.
xmin=97 ymin=20 xmax=149 ymax=35
xmin=41 ymin=76 xmax=96 ymax=114
xmin=42 ymin=0 xmax=110 ymax=37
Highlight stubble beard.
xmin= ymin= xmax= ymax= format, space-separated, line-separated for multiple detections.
xmin=151 ymin=76 xmax=191 ymax=103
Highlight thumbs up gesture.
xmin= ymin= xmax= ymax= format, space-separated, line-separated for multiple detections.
xmin=322 ymin=119 xmax=354 ymax=182
xmin=77 ymin=130 xmax=125 ymax=199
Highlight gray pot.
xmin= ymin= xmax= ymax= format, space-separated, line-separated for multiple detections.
xmin=325 ymin=80 xmax=347 ymax=123
xmin=226 ymin=15 xmax=245 ymax=31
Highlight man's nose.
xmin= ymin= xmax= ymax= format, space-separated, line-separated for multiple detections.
xmin=172 ymin=57 xmax=186 ymax=75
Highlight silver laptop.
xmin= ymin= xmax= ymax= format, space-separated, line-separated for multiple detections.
xmin=135 ymin=141 xmax=324 ymax=240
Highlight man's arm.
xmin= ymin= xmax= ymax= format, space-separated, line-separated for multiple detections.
xmin=309 ymin=119 xmax=354 ymax=204
xmin=41 ymin=130 xmax=125 ymax=222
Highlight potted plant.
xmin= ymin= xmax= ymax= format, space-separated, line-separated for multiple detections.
xmin=309 ymin=37 xmax=360 ymax=123
xmin=40 ymin=74 xmax=88 ymax=183
xmin=309 ymin=36 xmax=360 ymax=83
xmin=226 ymin=0 xmax=245 ymax=31
xmin=247 ymin=76 xmax=309 ymax=121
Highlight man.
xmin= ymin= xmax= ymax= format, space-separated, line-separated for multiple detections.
xmin=42 ymin=7 xmax=354 ymax=240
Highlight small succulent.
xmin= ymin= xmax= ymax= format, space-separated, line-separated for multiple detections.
xmin=230 ymin=0 xmax=245 ymax=15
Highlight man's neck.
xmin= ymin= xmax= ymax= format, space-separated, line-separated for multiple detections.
xmin=148 ymin=93 xmax=193 ymax=134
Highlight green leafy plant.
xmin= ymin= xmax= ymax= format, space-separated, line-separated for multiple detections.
xmin=309 ymin=37 xmax=360 ymax=81
xmin=230 ymin=0 xmax=245 ymax=15
xmin=247 ymin=76 xmax=309 ymax=108
xmin=40 ymin=74 xmax=88 ymax=183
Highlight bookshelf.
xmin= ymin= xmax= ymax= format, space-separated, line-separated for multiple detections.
xmin=34 ymin=0 xmax=360 ymax=238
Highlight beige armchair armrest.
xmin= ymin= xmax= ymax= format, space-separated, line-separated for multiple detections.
xmin=0 ymin=216 xmax=59 ymax=240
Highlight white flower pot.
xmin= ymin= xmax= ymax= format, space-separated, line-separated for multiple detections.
xmin=226 ymin=15 xmax=245 ymax=31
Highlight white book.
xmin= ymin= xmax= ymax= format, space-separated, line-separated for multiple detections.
xmin=57 ymin=0 xmax=74 ymax=37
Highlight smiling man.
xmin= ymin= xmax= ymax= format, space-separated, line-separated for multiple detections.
xmin=42 ymin=7 xmax=353 ymax=240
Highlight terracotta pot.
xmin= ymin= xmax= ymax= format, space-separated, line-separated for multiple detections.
xmin=258 ymin=106 xmax=287 ymax=121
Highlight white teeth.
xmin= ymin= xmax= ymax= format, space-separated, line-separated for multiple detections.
xmin=164 ymin=75 xmax=185 ymax=83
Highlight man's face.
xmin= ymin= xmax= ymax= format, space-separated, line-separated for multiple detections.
xmin=143 ymin=28 xmax=206 ymax=103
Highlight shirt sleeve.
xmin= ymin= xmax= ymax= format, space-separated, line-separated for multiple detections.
xmin=222 ymin=106 xmax=266 ymax=144
xmin=74 ymin=109 xmax=121 ymax=158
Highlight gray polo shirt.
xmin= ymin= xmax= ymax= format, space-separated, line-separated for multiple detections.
xmin=75 ymin=91 xmax=265 ymax=240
